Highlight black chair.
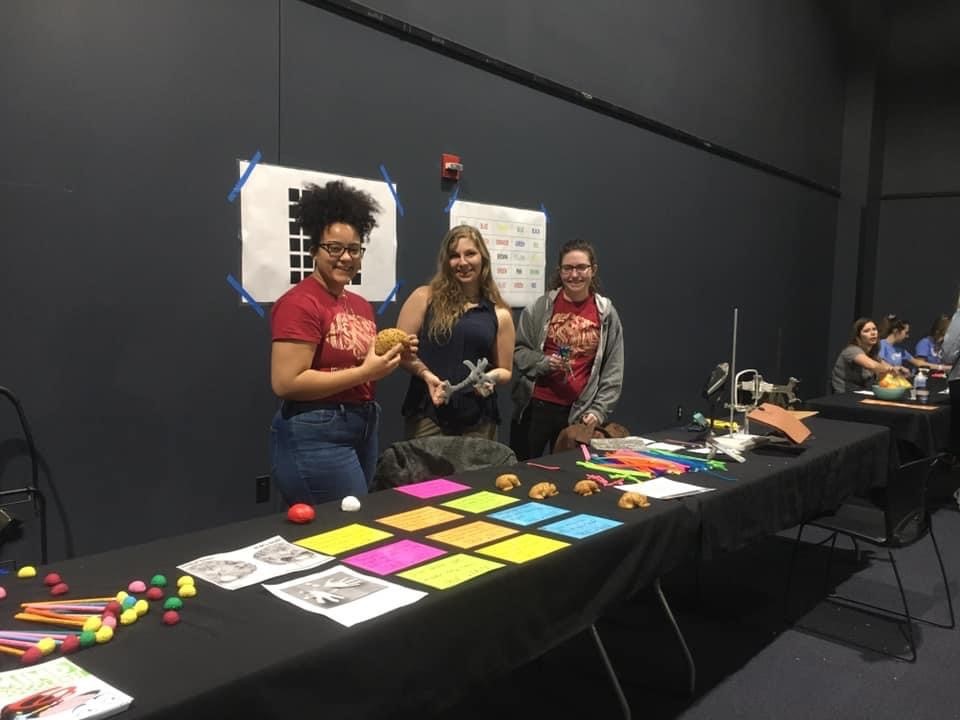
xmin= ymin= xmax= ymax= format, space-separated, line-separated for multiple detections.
xmin=0 ymin=387 xmax=48 ymax=564
xmin=372 ymin=436 xmax=517 ymax=490
xmin=784 ymin=453 xmax=954 ymax=661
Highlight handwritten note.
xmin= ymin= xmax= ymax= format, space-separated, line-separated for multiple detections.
xmin=376 ymin=506 xmax=464 ymax=531
xmin=296 ymin=524 xmax=393 ymax=555
xmin=394 ymin=478 xmax=472 ymax=499
xmin=342 ymin=539 xmax=446 ymax=575
xmin=442 ymin=491 xmax=521 ymax=514
xmin=476 ymin=534 xmax=569 ymax=563
xmin=427 ymin=520 xmax=519 ymax=549
xmin=539 ymin=514 xmax=622 ymax=539
xmin=488 ymin=502 xmax=569 ymax=526
xmin=398 ymin=554 xmax=505 ymax=590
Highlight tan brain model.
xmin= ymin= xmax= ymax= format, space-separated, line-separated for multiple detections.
xmin=374 ymin=328 xmax=410 ymax=355
xmin=495 ymin=474 xmax=521 ymax=491
xmin=528 ymin=482 xmax=559 ymax=500
xmin=617 ymin=492 xmax=650 ymax=509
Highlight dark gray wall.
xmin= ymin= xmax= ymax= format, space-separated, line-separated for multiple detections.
xmin=2 ymin=0 xmax=845 ymax=559
xmin=874 ymin=0 xmax=960 ymax=325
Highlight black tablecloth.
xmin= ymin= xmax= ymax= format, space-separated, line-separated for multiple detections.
xmin=0 ymin=416 xmax=888 ymax=719
xmin=806 ymin=389 xmax=951 ymax=460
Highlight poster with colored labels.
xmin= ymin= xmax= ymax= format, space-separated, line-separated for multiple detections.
xmin=449 ymin=200 xmax=547 ymax=308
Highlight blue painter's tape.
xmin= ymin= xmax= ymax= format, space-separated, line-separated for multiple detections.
xmin=226 ymin=273 xmax=266 ymax=318
xmin=377 ymin=280 xmax=403 ymax=316
xmin=378 ymin=163 xmax=405 ymax=217
xmin=444 ymin=184 xmax=460 ymax=213
xmin=540 ymin=202 xmax=549 ymax=223
xmin=227 ymin=150 xmax=262 ymax=203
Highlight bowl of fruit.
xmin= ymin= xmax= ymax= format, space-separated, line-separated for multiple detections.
xmin=873 ymin=373 xmax=910 ymax=400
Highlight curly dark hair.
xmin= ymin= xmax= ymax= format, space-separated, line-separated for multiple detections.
xmin=296 ymin=180 xmax=381 ymax=253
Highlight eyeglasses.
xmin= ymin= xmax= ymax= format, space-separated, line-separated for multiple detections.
xmin=317 ymin=243 xmax=366 ymax=259
xmin=559 ymin=263 xmax=593 ymax=275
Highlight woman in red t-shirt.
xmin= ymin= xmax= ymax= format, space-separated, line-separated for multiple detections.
xmin=270 ymin=181 xmax=413 ymax=505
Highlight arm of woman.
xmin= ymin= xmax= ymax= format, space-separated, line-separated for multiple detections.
xmin=271 ymin=340 xmax=402 ymax=400
xmin=851 ymin=350 xmax=893 ymax=377
xmin=579 ymin=304 xmax=625 ymax=426
xmin=396 ymin=286 xmax=446 ymax=405
xmin=513 ymin=299 xmax=554 ymax=378
xmin=487 ymin=307 xmax=516 ymax=385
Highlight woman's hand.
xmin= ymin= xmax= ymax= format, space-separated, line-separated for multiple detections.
xmin=360 ymin=341 xmax=402 ymax=381
xmin=400 ymin=334 xmax=419 ymax=363
xmin=894 ymin=365 xmax=911 ymax=376
xmin=580 ymin=412 xmax=599 ymax=426
xmin=546 ymin=354 xmax=565 ymax=373
xmin=474 ymin=377 xmax=496 ymax=398
xmin=422 ymin=370 xmax=448 ymax=406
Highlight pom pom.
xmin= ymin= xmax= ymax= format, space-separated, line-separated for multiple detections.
xmin=20 ymin=647 xmax=42 ymax=665
xmin=0 ymin=587 xmax=6 ymax=600
xmin=36 ymin=638 xmax=57 ymax=656
xmin=150 ymin=574 xmax=168 ymax=588
xmin=341 ymin=496 xmax=361 ymax=512
xmin=78 ymin=631 xmax=97 ymax=648
xmin=287 ymin=503 xmax=316 ymax=524
xmin=163 ymin=597 xmax=183 ymax=611
xmin=60 ymin=635 xmax=81 ymax=654
xmin=374 ymin=328 xmax=410 ymax=355
xmin=127 ymin=580 xmax=147 ymax=593
xmin=17 ymin=566 xmax=36 ymax=579
xmin=43 ymin=573 xmax=62 ymax=587
xmin=115 ymin=591 xmax=129 ymax=603
xmin=82 ymin=617 xmax=102 ymax=633
xmin=95 ymin=626 xmax=114 ymax=643
xmin=119 ymin=609 xmax=138 ymax=625
xmin=101 ymin=614 xmax=117 ymax=629
xmin=178 ymin=584 xmax=197 ymax=599
xmin=133 ymin=599 xmax=149 ymax=617
xmin=176 ymin=575 xmax=194 ymax=588
xmin=103 ymin=600 xmax=122 ymax=616
xmin=162 ymin=610 xmax=180 ymax=626
xmin=121 ymin=596 xmax=136 ymax=610
xmin=50 ymin=582 xmax=69 ymax=597
xmin=146 ymin=587 xmax=164 ymax=601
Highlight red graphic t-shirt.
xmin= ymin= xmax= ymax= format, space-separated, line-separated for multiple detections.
xmin=271 ymin=277 xmax=377 ymax=404
xmin=533 ymin=293 xmax=600 ymax=407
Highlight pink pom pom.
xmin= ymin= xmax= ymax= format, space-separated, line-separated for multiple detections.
xmin=44 ymin=573 xmax=62 ymax=587
xmin=127 ymin=580 xmax=147 ymax=593
xmin=50 ymin=582 xmax=69 ymax=596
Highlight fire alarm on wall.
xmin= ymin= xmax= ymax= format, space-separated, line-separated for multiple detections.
xmin=441 ymin=153 xmax=462 ymax=181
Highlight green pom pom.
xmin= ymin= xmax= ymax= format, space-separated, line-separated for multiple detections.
xmin=163 ymin=597 xmax=183 ymax=611
xmin=150 ymin=574 xmax=168 ymax=588
xmin=79 ymin=631 xmax=96 ymax=648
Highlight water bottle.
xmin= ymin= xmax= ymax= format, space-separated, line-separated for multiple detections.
xmin=914 ymin=369 xmax=929 ymax=403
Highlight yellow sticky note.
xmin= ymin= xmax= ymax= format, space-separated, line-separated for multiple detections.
xmin=377 ymin=506 xmax=464 ymax=532
xmin=476 ymin=534 xmax=569 ymax=563
xmin=427 ymin=520 xmax=519 ymax=549
xmin=441 ymin=491 xmax=520 ymax=514
xmin=398 ymin=553 xmax=504 ymax=590
xmin=296 ymin=524 xmax=393 ymax=555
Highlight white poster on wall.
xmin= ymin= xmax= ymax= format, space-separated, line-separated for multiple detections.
xmin=449 ymin=200 xmax=546 ymax=308
xmin=239 ymin=161 xmax=397 ymax=303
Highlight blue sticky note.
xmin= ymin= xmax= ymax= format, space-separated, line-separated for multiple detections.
xmin=540 ymin=514 xmax=622 ymax=539
xmin=488 ymin=502 xmax=569 ymax=526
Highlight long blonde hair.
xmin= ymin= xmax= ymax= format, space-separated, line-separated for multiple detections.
xmin=426 ymin=225 xmax=508 ymax=343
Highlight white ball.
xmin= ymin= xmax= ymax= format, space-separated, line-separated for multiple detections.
xmin=341 ymin=495 xmax=361 ymax=512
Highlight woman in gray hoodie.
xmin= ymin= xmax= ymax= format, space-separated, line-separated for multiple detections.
xmin=510 ymin=239 xmax=624 ymax=460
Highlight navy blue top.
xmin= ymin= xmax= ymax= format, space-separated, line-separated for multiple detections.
xmin=401 ymin=299 xmax=500 ymax=432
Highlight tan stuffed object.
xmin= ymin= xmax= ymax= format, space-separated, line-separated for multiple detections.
xmin=574 ymin=479 xmax=601 ymax=496
xmin=528 ymin=482 xmax=559 ymax=500
xmin=495 ymin=473 xmax=521 ymax=491
xmin=374 ymin=328 xmax=410 ymax=355
xmin=617 ymin=492 xmax=650 ymax=509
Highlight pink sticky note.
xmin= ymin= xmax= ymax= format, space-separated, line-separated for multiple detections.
xmin=395 ymin=478 xmax=471 ymax=499
xmin=342 ymin=539 xmax=446 ymax=575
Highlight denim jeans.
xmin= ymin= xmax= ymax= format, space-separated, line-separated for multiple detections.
xmin=270 ymin=402 xmax=381 ymax=506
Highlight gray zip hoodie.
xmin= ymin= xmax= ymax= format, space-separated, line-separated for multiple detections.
xmin=511 ymin=288 xmax=625 ymax=424
xmin=942 ymin=307 xmax=960 ymax=382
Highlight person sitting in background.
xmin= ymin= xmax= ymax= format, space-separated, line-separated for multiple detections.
xmin=831 ymin=317 xmax=898 ymax=393
xmin=877 ymin=314 xmax=944 ymax=373
xmin=915 ymin=314 xmax=952 ymax=372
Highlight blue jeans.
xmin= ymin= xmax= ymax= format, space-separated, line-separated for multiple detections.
xmin=270 ymin=402 xmax=381 ymax=506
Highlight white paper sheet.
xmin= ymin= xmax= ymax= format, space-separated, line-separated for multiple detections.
xmin=449 ymin=200 xmax=546 ymax=308
xmin=239 ymin=161 xmax=398 ymax=302
xmin=614 ymin=477 xmax=715 ymax=500
xmin=263 ymin=565 xmax=426 ymax=627
xmin=178 ymin=535 xmax=333 ymax=590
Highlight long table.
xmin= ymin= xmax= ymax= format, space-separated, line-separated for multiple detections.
xmin=0 ymin=417 xmax=889 ymax=719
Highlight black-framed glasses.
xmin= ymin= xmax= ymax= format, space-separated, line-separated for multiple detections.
xmin=317 ymin=243 xmax=366 ymax=259
xmin=559 ymin=263 xmax=593 ymax=275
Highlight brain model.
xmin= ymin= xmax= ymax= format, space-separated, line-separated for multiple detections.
xmin=374 ymin=328 xmax=410 ymax=355
xmin=529 ymin=482 xmax=559 ymax=500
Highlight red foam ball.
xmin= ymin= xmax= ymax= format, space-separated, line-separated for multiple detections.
xmin=146 ymin=587 xmax=164 ymax=601
xmin=162 ymin=610 xmax=180 ymax=626
xmin=104 ymin=600 xmax=122 ymax=616
xmin=287 ymin=503 xmax=316 ymax=524
xmin=20 ymin=647 xmax=42 ymax=665
xmin=60 ymin=635 xmax=81 ymax=654
xmin=50 ymin=582 xmax=69 ymax=596
xmin=43 ymin=573 xmax=62 ymax=587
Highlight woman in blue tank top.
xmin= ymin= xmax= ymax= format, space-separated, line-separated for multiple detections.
xmin=397 ymin=225 xmax=515 ymax=438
